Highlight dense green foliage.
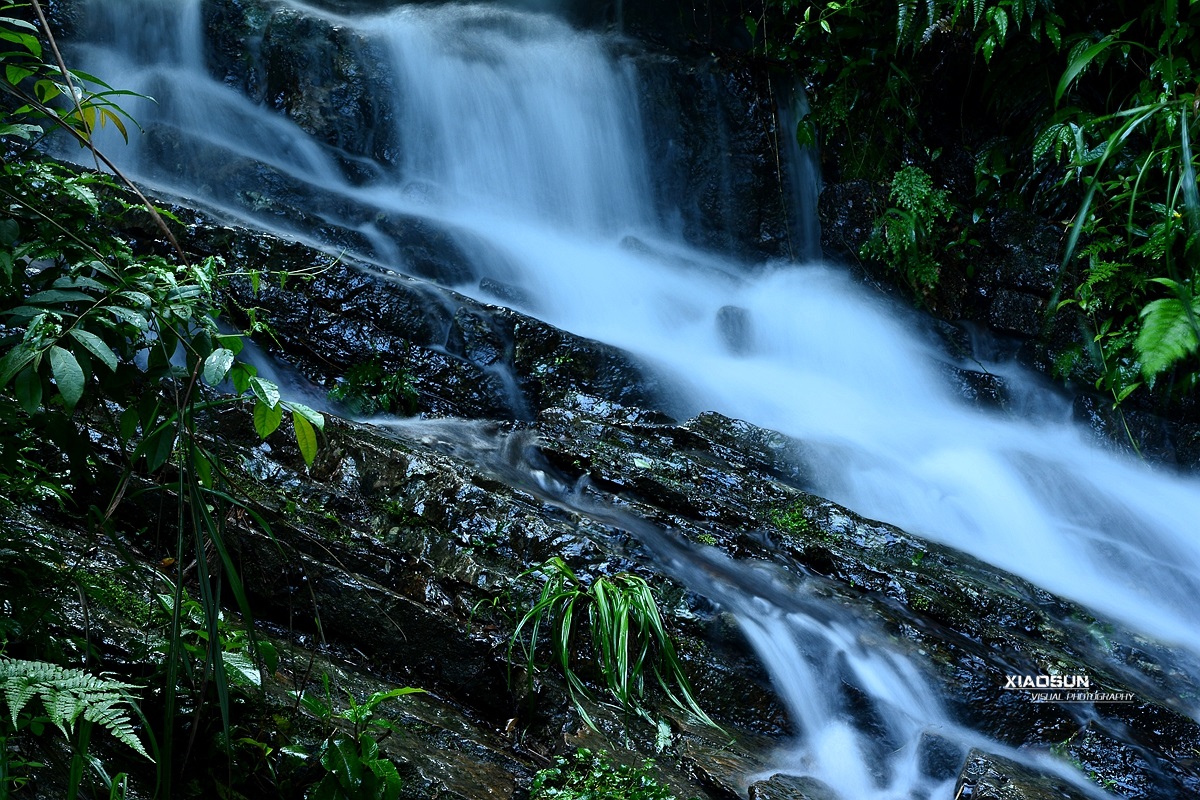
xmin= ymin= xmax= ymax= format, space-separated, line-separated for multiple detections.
xmin=530 ymin=749 xmax=680 ymax=800
xmin=0 ymin=2 xmax=370 ymax=796
xmin=751 ymin=0 xmax=1200 ymax=411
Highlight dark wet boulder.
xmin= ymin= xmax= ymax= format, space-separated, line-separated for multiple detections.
xmin=747 ymin=774 xmax=838 ymax=800
xmin=635 ymin=52 xmax=793 ymax=260
xmin=205 ymin=0 xmax=400 ymax=165
xmin=955 ymin=749 xmax=1090 ymax=800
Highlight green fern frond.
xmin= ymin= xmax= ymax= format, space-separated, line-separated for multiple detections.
xmin=1136 ymin=289 xmax=1200 ymax=379
xmin=0 ymin=657 xmax=151 ymax=760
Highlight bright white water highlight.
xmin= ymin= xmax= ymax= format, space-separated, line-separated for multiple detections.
xmin=71 ymin=1 xmax=1200 ymax=794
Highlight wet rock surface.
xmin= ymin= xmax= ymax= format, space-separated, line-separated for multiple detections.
xmin=83 ymin=194 xmax=1200 ymax=796
xmin=955 ymin=749 xmax=1090 ymax=800
xmin=635 ymin=51 xmax=795 ymax=260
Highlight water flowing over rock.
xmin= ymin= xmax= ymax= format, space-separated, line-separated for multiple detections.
xmin=42 ymin=0 xmax=1200 ymax=797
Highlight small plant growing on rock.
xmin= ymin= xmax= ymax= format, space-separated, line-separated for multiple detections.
xmin=769 ymin=502 xmax=813 ymax=535
xmin=530 ymin=748 xmax=679 ymax=800
xmin=296 ymin=676 xmax=424 ymax=800
xmin=860 ymin=165 xmax=964 ymax=302
xmin=510 ymin=558 xmax=716 ymax=731
xmin=328 ymin=358 xmax=418 ymax=416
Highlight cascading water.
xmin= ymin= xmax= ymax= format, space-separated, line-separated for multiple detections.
xmin=68 ymin=1 xmax=1200 ymax=796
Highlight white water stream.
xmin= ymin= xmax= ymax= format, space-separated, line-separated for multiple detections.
xmin=69 ymin=2 xmax=1200 ymax=796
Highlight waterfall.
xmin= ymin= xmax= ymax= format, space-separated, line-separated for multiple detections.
xmin=67 ymin=1 xmax=1200 ymax=796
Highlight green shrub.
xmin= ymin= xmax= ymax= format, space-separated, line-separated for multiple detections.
xmin=530 ymin=749 xmax=678 ymax=800
xmin=328 ymin=358 xmax=418 ymax=416
xmin=861 ymin=166 xmax=963 ymax=301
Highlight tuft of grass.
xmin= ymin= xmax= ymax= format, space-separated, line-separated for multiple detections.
xmin=510 ymin=558 xmax=717 ymax=732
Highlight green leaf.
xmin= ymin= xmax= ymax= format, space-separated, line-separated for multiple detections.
xmin=222 ymin=652 xmax=261 ymax=687
xmin=52 ymin=276 xmax=108 ymax=292
xmin=4 ymin=64 xmax=34 ymax=86
xmin=0 ymin=28 xmax=41 ymax=58
xmin=119 ymin=406 xmax=139 ymax=441
xmin=14 ymin=365 xmax=41 ymax=414
xmin=1136 ymin=296 xmax=1200 ymax=377
xmin=0 ymin=344 xmax=37 ymax=387
xmin=1046 ymin=21 xmax=1061 ymax=51
xmin=249 ymin=376 xmax=281 ymax=409
xmin=141 ymin=423 xmax=177 ymax=472
xmin=68 ymin=329 xmax=118 ymax=373
xmin=202 ymin=348 xmax=235 ymax=386
xmin=1056 ymin=39 xmax=1119 ymax=104
xmin=49 ymin=346 xmax=85 ymax=411
xmin=0 ymin=218 xmax=18 ymax=246
xmin=293 ymin=413 xmax=318 ymax=467
xmin=320 ymin=736 xmax=363 ymax=789
xmin=981 ymin=35 xmax=996 ymax=63
xmin=988 ymin=7 xmax=1008 ymax=46
xmin=284 ymin=402 xmax=325 ymax=431
xmin=194 ymin=448 xmax=213 ymax=489
xmin=215 ymin=334 xmax=244 ymax=356
xmin=230 ymin=362 xmax=257 ymax=395
xmin=253 ymin=399 xmax=283 ymax=439
xmin=27 ymin=290 xmax=94 ymax=306
xmin=107 ymin=306 xmax=150 ymax=332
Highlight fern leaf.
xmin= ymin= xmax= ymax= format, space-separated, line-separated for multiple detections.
xmin=0 ymin=658 xmax=151 ymax=760
xmin=1136 ymin=295 xmax=1200 ymax=378
xmin=4 ymin=680 xmax=37 ymax=729
xmin=84 ymin=701 xmax=151 ymax=760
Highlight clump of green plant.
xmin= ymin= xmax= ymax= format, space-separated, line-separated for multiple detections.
xmin=861 ymin=166 xmax=964 ymax=300
xmin=510 ymin=558 xmax=715 ymax=731
xmin=296 ymin=675 xmax=424 ymax=800
xmin=769 ymin=501 xmax=813 ymax=536
xmin=530 ymin=748 xmax=678 ymax=800
xmin=328 ymin=358 xmax=418 ymax=416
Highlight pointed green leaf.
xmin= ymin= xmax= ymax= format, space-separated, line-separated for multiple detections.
xmin=4 ymin=65 xmax=34 ymax=86
xmin=68 ymin=329 xmax=119 ymax=373
xmin=249 ymin=376 xmax=280 ymax=409
xmin=230 ymin=362 xmax=257 ymax=395
xmin=253 ymin=399 xmax=284 ymax=439
xmin=292 ymin=412 xmax=318 ymax=467
xmin=215 ymin=334 xmax=244 ymax=356
xmin=1056 ymin=39 xmax=1118 ymax=104
xmin=49 ymin=346 xmax=85 ymax=411
xmin=141 ymin=423 xmax=177 ymax=473
xmin=107 ymin=306 xmax=150 ymax=331
xmin=27 ymin=289 xmax=94 ymax=305
xmin=14 ymin=365 xmax=41 ymax=413
xmin=0 ymin=218 xmax=18 ymax=246
xmin=284 ymin=401 xmax=325 ymax=431
xmin=320 ymin=736 xmax=362 ymax=787
xmin=119 ymin=406 xmax=139 ymax=442
xmin=0 ymin=344 xmax=37 ymax=387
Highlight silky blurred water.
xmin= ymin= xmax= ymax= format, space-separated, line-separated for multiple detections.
xmin=69 ymin=2 xmax=1200 ymax=795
